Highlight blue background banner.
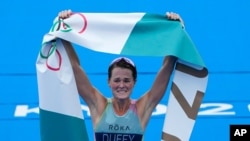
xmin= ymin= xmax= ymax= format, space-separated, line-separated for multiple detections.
xmin=1 ymin=0 xmax=250 ymax=141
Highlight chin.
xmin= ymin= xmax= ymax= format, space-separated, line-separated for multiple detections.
xmin=115 ymin=94 xmax=129 ymax=100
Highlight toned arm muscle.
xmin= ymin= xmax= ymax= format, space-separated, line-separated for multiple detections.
xmin=61 ymin=40 xmax=107 ymax=120
xmin=137 ymin=56 xmax=177 ymax=128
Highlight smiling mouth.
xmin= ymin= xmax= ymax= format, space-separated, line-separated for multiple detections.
xmin=117 ymin=90 xmax=127 ymax=93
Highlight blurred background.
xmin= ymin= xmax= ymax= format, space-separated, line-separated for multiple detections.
xmin=1 ymin=0 xmax=250 ymax=140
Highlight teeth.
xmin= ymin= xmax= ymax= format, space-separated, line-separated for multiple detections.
xmin=118 ymin=90 xmax=126 ymax=93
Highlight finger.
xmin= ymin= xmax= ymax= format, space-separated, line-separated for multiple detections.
xmin=66 ymin=9 xmax=73 ymax=17
xmin=166 ymin=12 xmax=185 ymax=28
xmin=166 ymin=12 xmax=174 ymax=19
xmin=58 ymin=10 xmax=67 ymax=19
xmin=168 ymin=12 xmax=180 ymax=20
xmin=58 ymin=9 xmax=72 ymax=19
xmin=171 ymin=12 xmax=179 ymax=20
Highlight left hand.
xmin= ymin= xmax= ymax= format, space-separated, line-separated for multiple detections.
xmin=166 ymin=12 xmax=185 ymax=28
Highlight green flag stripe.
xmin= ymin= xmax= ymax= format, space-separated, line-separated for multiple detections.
xmin=40 ymin=108 xmax=89 ymax=141
xmin=121 ymin=14 xmax=205 ymax=67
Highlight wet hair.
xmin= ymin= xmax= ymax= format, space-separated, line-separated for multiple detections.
xmin=108 ymin=57 xmax=137 ymax=81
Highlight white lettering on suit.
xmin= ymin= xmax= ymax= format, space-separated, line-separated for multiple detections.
xmin=102 ymin=134 xmax=135 ymax=141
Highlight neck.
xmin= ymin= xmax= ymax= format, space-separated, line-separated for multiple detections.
xmin=112 ymin=98 xmax=131 ymax=116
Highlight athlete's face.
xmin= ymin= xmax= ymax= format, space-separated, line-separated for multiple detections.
xmin=108 ymin=67 xmax=135 ymax=99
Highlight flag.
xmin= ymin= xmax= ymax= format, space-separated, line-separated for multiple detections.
xmin=36 ymin=40 xmax=89 ymax=141
xmin=37 ymin=12 xmax=208 ymax=141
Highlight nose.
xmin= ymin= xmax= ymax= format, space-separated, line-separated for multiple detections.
xmin=118 ymin=81 xmax=125 ymax=87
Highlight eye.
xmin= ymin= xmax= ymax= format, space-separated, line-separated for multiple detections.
xmin=113 ymin=78 xmax=121 ymax=83
xmin=124 ymin=78 xmax=131 ymax=83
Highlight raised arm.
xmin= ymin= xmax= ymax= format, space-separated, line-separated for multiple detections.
xmin=59 ymin=10 xmax=107 ymax=124
xmin=137 ymin=56 xmax=177 ymax=128
xmin=137 ymin=12 xmax=182 ymax=129
xmin=62 ymin=40 xmax=95 ymax=101
xmin=62 ymin=40 xmax=106 ymax=111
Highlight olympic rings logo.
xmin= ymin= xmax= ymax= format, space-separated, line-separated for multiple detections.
xmin=40 ymin=13 xmax=87 ymax=71
xmin=40 ymin=41 xmax=62 ymax=71
xmin=50 ymin=13 xmax=87 ymax=33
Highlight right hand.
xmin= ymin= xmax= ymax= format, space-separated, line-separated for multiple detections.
xmin=58 ymin=9 xmax=73 ymax=19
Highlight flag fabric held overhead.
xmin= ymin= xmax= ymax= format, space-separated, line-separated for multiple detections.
xmin=36 ymin=12 xmax=208 ymax=141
